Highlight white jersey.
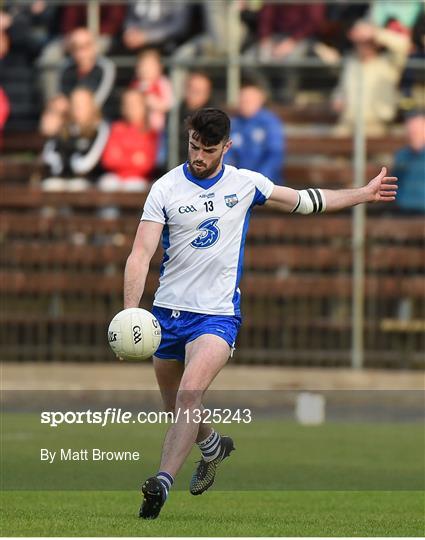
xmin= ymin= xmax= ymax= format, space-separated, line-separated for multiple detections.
xmin=141 ymin=162 xmax=274 ymax=316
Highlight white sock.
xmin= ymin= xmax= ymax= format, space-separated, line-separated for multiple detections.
xmin=197 ymin=430 xmax=221 ymax=462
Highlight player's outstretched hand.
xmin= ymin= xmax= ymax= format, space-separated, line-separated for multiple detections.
xmin=366 ymin=167 xmax=398 ymax=203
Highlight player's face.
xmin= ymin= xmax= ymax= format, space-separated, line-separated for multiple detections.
xmin=187 ymin=131 xmax=231 ymax=179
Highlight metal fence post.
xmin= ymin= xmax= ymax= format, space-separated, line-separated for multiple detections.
xmin=352 ymin=62 xmax=366 ymax=369
xmin=167 ymin=66 xmax=184 ymax=170
xmin=226 ymin=0 xmax=241 ymax=107
xmin=87 ymin=1 xmax=100 ymax=37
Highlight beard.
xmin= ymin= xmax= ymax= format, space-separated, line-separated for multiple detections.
xmin=188 ymin=153 xmax=223 ymax=179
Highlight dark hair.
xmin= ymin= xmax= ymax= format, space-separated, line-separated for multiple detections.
xmin=188 ymin=69 xmax=212 ymax=83
xmin=240 ymin=71 xmax=270 ymax=96
xmin=185 ymin=108 xmax=230 ymax=146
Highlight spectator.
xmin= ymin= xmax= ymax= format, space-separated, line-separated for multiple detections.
xmin=314 ymin=3 xmax=370 ymax=64
xmin=225 ymin=79 xmax=285 ymax=184
xmin=0 ymin=27 xmax=38 ymax=130
xmin=411 ymin=7 xmax=425 ymax=53
xmin=0 ymin=86 xmax=10 ymax=131
xmin=59 ymin=28 xmax=116 ymax=108
xmin=178 ymin=71 xmax=215 ymax=164
xmin=42 ymin=87 xmax=109 ymax=191
xmin=401 ymin=7 xmax=425 ymax=108
xmin=39 ymin=94 xmax=69 ymax=138
xmin=0 ymin=31 xmax=10 ymax=132
xmin=131 ymin=48 xmax=173 ymax=132
xmin=332 ymin=21 xmax=410 ymax=136
xmin=100 ymin=89 xmax=159 ymax=192
xmin=123 ymin=0 xmax=191 ymax=54
xmin=0 ymin=1 xmax=58 ymax=58
xmin=38 ymin=4 xmax=124 ymax=102
xmin=174 ymin=1 xmax=246 ymax=58
xmin=392 ymin=110 xmax=425 ymax=214
xmin=370 ymin=1 xmax=422 ymax=36
xmin=0 ymin=83 xmax=10 ymax=150
xmin=253 ymin=2 xmax=326 ymax=61
xmin=239 ymin=0 xmax=263 ymax=52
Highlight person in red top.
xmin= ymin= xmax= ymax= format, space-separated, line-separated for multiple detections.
xmin=0 ymin=87 xmax=10 ymax=131
xmin=100 ymin=88 xmax=159 ymax=192
xmin=131 ymin=48 xmax=173 ymax=132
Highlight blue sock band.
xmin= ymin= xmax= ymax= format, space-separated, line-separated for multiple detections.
xmin=156 ymin=471 xmax=174 ymax=498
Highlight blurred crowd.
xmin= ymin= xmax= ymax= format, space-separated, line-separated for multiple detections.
xmin=0 ymin=1 xmax=423 ymax=212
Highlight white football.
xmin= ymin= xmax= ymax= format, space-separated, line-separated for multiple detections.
xmin=108 ymin=308 xmax=161 ymax=361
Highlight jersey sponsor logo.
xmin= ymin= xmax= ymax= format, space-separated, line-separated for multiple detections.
xmin=179 ymin=205 xmax=197 ymax=214
xmin=224 ymin=194 xmax=238 ymax=208
xmin=199 ymin=192 xmax=215 ymax=199
xmin=190 ymin=217 xmax=220 ymax=249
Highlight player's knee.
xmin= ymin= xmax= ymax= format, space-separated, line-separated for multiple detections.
xmin=175 ymin=387 xmax=203 ymax=410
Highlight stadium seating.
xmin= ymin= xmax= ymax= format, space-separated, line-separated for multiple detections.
xmin=0 ymin=89 xmax=421 ymax=368
xmin=1 ymin=183 xmax=423 ymax=367
xmin=0 ymin=132 xmax=407 ymax=188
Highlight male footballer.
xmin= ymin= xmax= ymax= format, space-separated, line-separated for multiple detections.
xmin=123 ymin=108 xmax=397 ymax=519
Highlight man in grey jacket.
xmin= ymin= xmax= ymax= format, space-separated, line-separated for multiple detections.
xmin=123 ymin=0 xmax=191 ymax=53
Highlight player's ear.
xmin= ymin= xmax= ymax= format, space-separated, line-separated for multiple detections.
xmin=222 ymin=138 xmax=232 ymax=155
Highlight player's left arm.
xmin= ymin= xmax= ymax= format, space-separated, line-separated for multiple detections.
xmin=266 ymin=167 xmax=398 ymax=213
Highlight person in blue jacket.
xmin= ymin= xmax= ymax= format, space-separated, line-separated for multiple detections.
xmin=225 ymin=78 xmax=285 ymax=185
xmin=393 ymin=109 xmax=425 ymax=214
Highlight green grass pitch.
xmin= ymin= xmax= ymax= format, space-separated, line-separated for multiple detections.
xmin=1 ymin=413 xmax=424 ymax=536
xmin=1 ymin=490 xmax=424 ymax=536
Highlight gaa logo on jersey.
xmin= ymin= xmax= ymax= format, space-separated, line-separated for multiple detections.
xmin=224 ymin=194 xmax=238 ymax=208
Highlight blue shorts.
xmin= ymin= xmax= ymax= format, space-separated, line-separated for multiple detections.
xmin=152 ymin=306 xmax=242 ymax=362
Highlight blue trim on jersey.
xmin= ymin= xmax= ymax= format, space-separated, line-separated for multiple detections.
xmin=252 ymin=186 xmax=267 ymax=206
xmin=159 ymin=208 xmax=170 ymax=277
xmin=183 ymin=162 xmax=225 ymax=190
xmin=232 ymin=187 xmax=268 ymax=315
